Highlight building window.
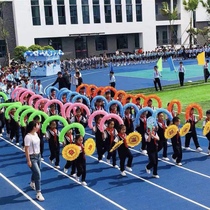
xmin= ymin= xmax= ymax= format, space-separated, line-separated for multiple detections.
xmin=162 ymin=31 xmax=168 ymax=44
xmin=126 ymin=0 xmax=132 ymax=22
xmin=93 ymin=0 xmax=100 ymax=23
xmin=117 ymin=35 xmax=128 ymax=49
xmin=44 ymin=0 xmax=53 ymax=25
xmin=134 ymin=33 xmax=140 ymax=48
xmin=95 ymin=36 xmax=107 ymax=51
xmin=104 ymin=0 xmax=111 ymax=23
xmin=69 ymin=0 xmax=78 ymax=24
xmin=0 ymin=40 xmax=6 ymax=57
xmin=115 ymin=0 xmax=122 ymax=23
xmin=31 ymin=0 xmax=41 ymax=25
xmin=57 ymin=0 xmax=66 ymax=24
xmin=82 ymin=0 xmax=90 ymax=24
xmin=48 ymin=38 xmax=62 ymax=50
xmin=136 ymin=0 xmax=142 ymax=22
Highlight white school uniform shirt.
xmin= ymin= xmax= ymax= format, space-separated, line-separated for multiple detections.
xmin=110 ymin=75 xmax=116 ymax=83
xmin=178 ymin=66 xmax=185 ymax=73
xmin=35 ymin=84 xmax=44 ymax=95
xmin=203 ymin=63 xmax=208 ymax=70
xmin=153 ymin=70 xmax=161 ymax=79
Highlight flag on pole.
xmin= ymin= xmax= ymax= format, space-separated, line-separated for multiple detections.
xmin=156 ymin=57 xmax=163 ymax=71
xmin=110 ymin=62 xmax=114 ymax=72
xmin=197 ymin=52 xmax=205 ymax=65
xmin=167 ymin=56 xmax=176 ymax=71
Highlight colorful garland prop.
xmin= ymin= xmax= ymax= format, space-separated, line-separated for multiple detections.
xmin=84 ymin=138 xmax=96 ymax=156
xmin=67 ymin=91 xmax=80 ymax=102
xmin=164 ymin=125 xmax=178 ymax=139
xmin=57 ymin=88 xmax=69 ymax=100
xmin=45 ymin=86 xmax=59 ymax=98
xmin=14 ymin=105 xmax=32 ymax=122
xmin=167 ymin=99 xmax=182 ymax=115
xmin=65 ymin=103 xmax=91 ymax=117
xmin=135 ymin=93 xmax=147 ymax=101
xmin=99 ymin=113 xmax=124 ymax=132
xmin=59 ymin=123 xmax=85 ymax=143
xmin=76 ymin=84 xmax=90 ymax=95
xmin=87 ymin=84 xmax=98 ymax=97
xmin=179 ymin=123 xmax=191 ymax=137
xmin=34 ymin=98 xmax=50 ymax=110
xmin=16 ymin=88 xmax=28 ymax=101
xmin=123 ymin=103 xmax=139 ymax=117
xmin=42 ymin=115 xmax=68 ymax=134
xmin=11 ymin=87 xmax=27 ymax=100
xmin=143 ymin=94 xmax=162 ymax=108
xmin=43 ymin=99 xmax=64 ymax=113
xmin=19 ymin=90 xmax=35 ymax=104
xmin=185 ymin=103 xmax=203 ymax=120
xmin=62 ymin=144 xmax=80 ymax=161
xmin=71 ymin=94 xmax=90 ymax=107
xmin=20 ymin=108 xmax=36 ymax=127
xmin=88 ymin=110 xmax=108 ymax=129
xmin=5 ymin=103 xmax=22 ymax=120
xmin=110 ymin=141 xmax=123 ymax=153
xmin=61 ymin=102 xmax=72 ymax=119
xmin=126 ymin=132 xmax=142 ymax=147
xmin=95 ymin=86 xmax=104 ymax=95
xmin=0 ymin=91 xmax=8 ymax=102
xmin=100 ymin=86 xmax=117 ymax=96
xmin=152 ymin=108 xmax=173 ymax=122
xmin=106 ymin=100 xmax=124 ymax=116
xmin=0 ymin=102 xmax=21 ymax=110
xmin=57 ymin=89 xmax=72 ymax=101
xmin=90 ymin=95 xmax=108 ymax=111
xmin=113 ymin=90 xmax=127 ymax=100
xmin=28 ymin=110 xmax=49 ymax=123
xmin=122 ymin=94 xmax=136 ymax=105
xmin=28 ymin=94 xmax=43 ymax=106
xmin=203 ymin=121 xmax=210 ymax=136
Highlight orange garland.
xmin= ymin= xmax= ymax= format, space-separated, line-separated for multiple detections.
xmin=143 ymin=94 xmax=162 ymax=108
xmin=95 ymin=87 xmax=105 ymax=96
xmin=113 ymin=90 xmax=127 ymax=100
xmin=167 ymin=99 xmax=182 ymax=115
xmin=76 ymin=84 xmax=90 ymax=95
xmin=101 ymin=86 xmax=117 ymax=96
xmin=87 ymin=84 xmax=98 ymax=97
xmin=122 ymin=94 xmax=136 ymax=105
xmin=185 ymin=103 xmax=203 ymax=120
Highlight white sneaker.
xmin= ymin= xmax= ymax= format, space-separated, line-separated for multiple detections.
xmin=30 ymin=182 xmax=36 ymax=190
xmin=185 ymin=147 xmax=191 ymax=150
xmin=0 ymin=133 xmax=2 ymax=137
xmin=145 ymin=166 xmax=151 ymax=174
xmin=208 ymin=150 xmax=210 ymax=155
xmin=71 ymin=173 xmax=76 ymax=178
xmin=162 ymin=157 xmax=169 ymax=161
xmin=196 ymin=147 xmax=203 ymax=152
xmin=106 ymin=159 xmax=110 ymax=164
xmin=63 ymin=168 xmax=68 ymax=174
xmin=171 ymin=155 xmax=176 ymax=163
xmin=126 ymin=166 xmax=132 ymax=172
xmin=114 ymin=165 xmax=119 ymax=169
xmin=102 ymin=155 xmax=105 ymax=158
xmin=152 ymin=175 xmax=160 ymax=179
xmin=98 ymin=160 xmax=103 ymax=163
xmin=121 ymin=171 xmax=126 ymax=176
xmin=2 ymin=128 xmax=4 ymax=133
xmin=16 ymin=143 xmax=19 ymax=146
xmin=81 ymin=181 xmax=87 ymax=186
xmin=36 ymin=192 xmax=45 ymax=201
xmin=55 ymin=165 xmax=60 ymax=169
xmin=177 ymin=162 xmax=182 ymax=166
xmin=49 ymin=157 xmax=54 ymax=164
xmin=10 ymin=139 xmax=13 ymax=143
xmin=141 ymin=150 xmax=147 ymax=155
xmin=75 ymin=175 xmax=80 ymax=182
xmin=41 ymin=158 xmax=44 ymax=161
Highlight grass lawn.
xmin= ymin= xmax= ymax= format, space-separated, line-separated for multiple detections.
xmin=128 ymin=80 xmax=210 ymax=128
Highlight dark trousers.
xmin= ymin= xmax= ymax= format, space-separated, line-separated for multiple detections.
xmin=76 ymin=158 xmax=86 ymax=182
xmin=141 ymin=136 xmax=147 ymax=150
xmin=49 ymin=146 xmax=60 ymax=166
xmin=206 ymin=134 xmax=210 ymax=150
xmin=179 ymin=72 xmax=184 ymax=86
xmin=154 ymin=78 xmax=162 ymax=91
xmin=10 ymin=126 xmax=19 ymax=143
xmin=107 ymin=150 xmax=117 ymax=166
xmin=40 ymin=138 xmax=44 ymax=158
xmin=0 ymin=113 xmax=5 ymax=134
xmin=110 ymin=82 xmax=116 ymax=97
xmin=158 ymin=140 xmax=168 ymax=158
xmin=21 ymin=127 xmax=26 ymax=147
xmin=172 ymin=144 xmax=182 ymax=163
xmin=147 ymin=151 xmax=158 ymax=175
xmin=96 ymin=141 xmax=107 ymax=161
xmin=5 ymin=119 xmax=10 ymax=135
xmin=118 ymin=148 xmax=133 ymax=172
xmin=185 ymin=131 xmax=200 ymax=148
xmin=204 ymin=69 xmax=210 ymax=82
xmin=64 ymin=160 xmax=76 ymax=175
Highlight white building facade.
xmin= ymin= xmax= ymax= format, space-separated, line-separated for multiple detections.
xmin=0 ymin=0 xmax=210 ymax=60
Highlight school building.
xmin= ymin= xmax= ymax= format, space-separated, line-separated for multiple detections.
xmin=0 ymin=0 xmax=209 ymax=62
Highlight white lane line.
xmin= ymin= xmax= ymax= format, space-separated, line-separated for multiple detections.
xmin=0 ymin=137 xmax=127 ymax=210
xmin=0 ymin=173 xmax=45 ymax=210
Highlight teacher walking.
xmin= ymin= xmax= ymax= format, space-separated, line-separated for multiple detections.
xmin=24 ymin=121 xmax=45 ymax=201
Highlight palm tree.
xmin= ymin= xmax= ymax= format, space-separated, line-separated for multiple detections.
xmin=160 ymin=2 xmax=178 ymax=46
xmin=200 ymin=0 xmax=210 ymax=13
xmin=183 ymin=0 xmax=200 ymax=47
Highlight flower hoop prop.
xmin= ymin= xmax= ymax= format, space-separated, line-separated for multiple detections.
xmin=113 ymin=90 xmax=127 ymax=100
xmin=71 ymin=94 xmax=90 ymax=107
xmin=143 ymin=94 xmax=162 ymax=108
xmin=28 ymin=110 xmax=49 ymax=123
xmin=34 ymin=98 xmax=50 ymax=110
xmin=101 ymin=86 xmax=117 ymax=96
xmin=164 ymin=125 xmax=178 ymax=139
xmin=95 ymin=87 xmax=104 ymax=95
xmin=153 ymin=108 xmax=173 ymax=122
xmin=167 ymin=99 xmax=182 ymax=115
xmin=62 ymin=144 xmax=80 ymax=161
xmin=185 ymin=103 xmax=203 ymax=120
xmin=76 ymin=84 xmax=90 ymax=95
xmin=20 ymin=108 xmax=36 ymax=127
xmin=19 ymin=90 xmax=35 ymax=104
xmin=122 ymin=94 xmax=136 ymax=105
xmin=5 ymin=103 xmax=22 ymax=120
xmin=11 ymin=87 xmax=26 ymax=100
xmin=110 ymin=141 xmax=123 ymax=153
xmin=88 ymin=110 xmax=108 ymax=129
xmin=45 ymin=86 xmax=59 ymax=98
xmin=28 ymin=94 xmax=43 ymax=106
xmin=203 ymin=121 xmax=210 ymax=136
xmin=123 ymin=103 xmax=139 ymax=117
xmin=0 ymin=102 xmax=21 ymax=110
xmin=14 ymin=105 xmax=32 ymax=122
xmin=0 ymin=92 xmax=8 ymax=102
xmin=65 ymin=103 xmax=91 ymax=117
xmin=87 ymin=84 xmax=98 ymax=97
xmin=43 ymin=99 xmax=63 ymax=113
xmin=126 ymin=132 xmax=142 ymax=147
xmin=84 ymin=138 xmax=96 ymax=156
xmin=57 ymin=89 xmax=72 ymax=101
xmin=134 ymin=93 xmax=147 ymax=101
xmin=106 ymin=100 xmax=124 ymax=116
xmin=90 ymin=95 xmax=108 ymax=111
xmin=179 ymin=123 xmax=191 ymax=137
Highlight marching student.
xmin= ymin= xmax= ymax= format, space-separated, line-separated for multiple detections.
xmin=123 ymin=107 xmax=134 ymax=135
xmin=35 ymin=80 xmax=44 ymax=95
xmin=114 ymin=124 xmax=133 ymax=176
xmin=93 ymin=115 xmax=106 ymax=162
xmin=146 ymin=99 xmax=154 ymax=118
xmin=185 ymin=108 xmax=202 ymax=152
xmin=135 ymin=97 xmax=143 ymax=109
xmin=153 ymin=65 xmax=162 ymax=91
xmin=171 ymin=117 xmax=182 ymax=166
xmin=203 ymin=110 xmax=210 ymax=154
xmin=104 ymin=119 xmax=119 ymax=168
xmin=178 ymin=61 xmax=185 ymax=86
xmin=49 ymin=89 xmax=57 ymax=100
xmin=75 ymin=135 xmax=87 ymax=186
xmin=157 ymin=112 xmax=169 ymax=160
xmin=47 ymin=104 xmax=59 ymax=116
xmin=136 ymin=111 xmax=147 ymax=155
xmin=63 ymin=129 xmax=76 ymax=176
xmin=145 ymin=126 xmax=160 ymax=178
xmin=45 ymin=121 xmax=60 ymax=169
xmin=203 ymin=60 xmax=209 ymax=83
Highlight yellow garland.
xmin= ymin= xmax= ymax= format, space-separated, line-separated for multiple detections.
xmin=179 ymin=123 xmax=191 ymax=137
xmin=84 ymin=138 xmax=96 ymax=156
xmin=126 ymin=132 xmax=142 ymax=147
xmin=110 ymin=140 xmax=123 ymax=153
xmin=62 ymin=144 xmax=80 ymax=161
xmin=203 ymin=121 xmax=210 ymax=136
xmin=164 ymin=125 xmax=178 ymax=139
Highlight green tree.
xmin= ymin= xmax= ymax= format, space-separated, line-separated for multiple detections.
xmin=200 ymin=0 xmax=210 ymax=13
xmin=14 ymin=46 xmax=28 ymax=62
xmin=183 ymin=0 xmax=200 ymax=47
xmin=160 ymin=2 xmax=178 ymax=46
xmin=42 ymin=45 xmax=55 ymax=50
xmin=28 ymin=44 xmax=43 ymax=51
